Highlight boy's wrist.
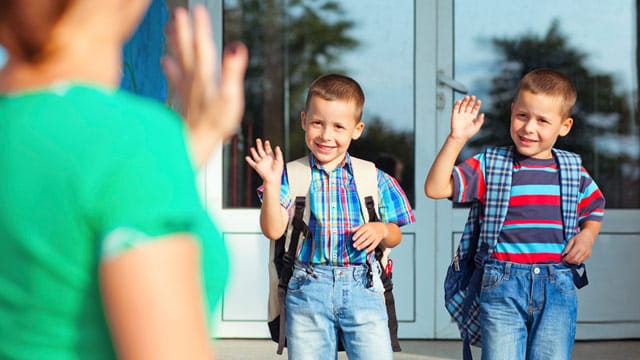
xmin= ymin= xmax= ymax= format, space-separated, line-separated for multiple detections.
xmin=577 ymin=228 xmax=596 ymax=246
xmin=446 ymin=134 xmax=469 ymax=146
xmin=262 ymin=177 xmax=282 ymax=187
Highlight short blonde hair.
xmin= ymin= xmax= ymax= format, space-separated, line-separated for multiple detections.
xmin=516 ymin=68 xmax=577 ymax=118
xmin=304 ymin=74 xmax=365 ymax=121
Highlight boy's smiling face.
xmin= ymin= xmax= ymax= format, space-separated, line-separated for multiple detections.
xmin=510 ymin=90 xmax=573 ymax=159
xmin=301 ymin=96 xmax=364 ymax=171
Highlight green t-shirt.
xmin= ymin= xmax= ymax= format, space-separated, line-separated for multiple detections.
xmin=0 ymin=83 xmax=228 ymax=359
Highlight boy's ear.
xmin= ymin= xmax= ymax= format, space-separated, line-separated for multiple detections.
xmin=300 ymin=111 xmax=307 ymax=130
xmin=352 ymin=121 xmax=365 ymax=140
xmin=559 ymin=117 xmax=574 ymax=137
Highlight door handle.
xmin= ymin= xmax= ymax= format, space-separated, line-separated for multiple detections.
xmin=437 ymin=71 xmax=468 ymax=94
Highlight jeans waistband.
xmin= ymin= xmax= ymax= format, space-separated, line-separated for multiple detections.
xmin=485 ymin=258 xmax=571 ymax=276
xmin=294 ymin=260 xmax=382 ymax=279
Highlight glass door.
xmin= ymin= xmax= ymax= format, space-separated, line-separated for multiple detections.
xmin=436 ymin=0 xmax=640 ymax=339
xmin=204 ymin=0 xmax=437 ymax=339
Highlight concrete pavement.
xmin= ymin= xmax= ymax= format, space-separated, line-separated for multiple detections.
xmin=213 ymin=339 xmax=640 ymax=359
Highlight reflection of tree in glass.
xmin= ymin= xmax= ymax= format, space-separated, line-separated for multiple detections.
xmin=222 ymin=0 xmax=358 ymax=207
xmin=472 ymin=20 xmax=638 ymax=208
xmin=350 ymin=117 xmax=415 ymax=207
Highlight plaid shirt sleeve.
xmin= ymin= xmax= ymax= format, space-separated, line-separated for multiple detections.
xmin=256 ymin=169 xmax=293 ymax=212
xmin=377 ymin=170 xmax=415 ymax=226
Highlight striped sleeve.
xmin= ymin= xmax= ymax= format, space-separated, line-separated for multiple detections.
xmin=451 ymin=153 xmax=486 ymax=203
xmin=577 ymin=167 xmax=605 ymax=223
xmin=377 ymin=170 xmax=415 ymax=226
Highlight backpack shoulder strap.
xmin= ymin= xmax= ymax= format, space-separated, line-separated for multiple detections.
xmin=283 ymin=157 xmax=312 ymax=250
xmin=454 ymin=146 xmax=512 ymax=262
xmin=350 ymin=156 xmax=380 ymax=223
xmin=552 ymin=148 xmax=589 ymax=289
xmin=271 ymin=156 xmax=313 ymax=355
xmin=552 ymin=148 xmax=582 ymax=240
xmin=480 ymin=146 xmax=513 ymax=253
xmin=286 ymin=156 xmax=312 ymax=203
xmin=350 ymin=156 xmax=393 ymax=267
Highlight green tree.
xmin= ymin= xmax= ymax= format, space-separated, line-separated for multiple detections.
xmin=350 ymin=117 xmax=415 ymax=205
xmin=222 ymin=0 xmax=358 ymax=207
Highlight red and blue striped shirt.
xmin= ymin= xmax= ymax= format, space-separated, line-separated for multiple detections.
xmin=452 ymin=151 xmax=605 ymax=263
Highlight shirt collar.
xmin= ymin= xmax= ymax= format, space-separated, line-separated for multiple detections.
xmin=308 ymin=152 xmax=353 ymax=175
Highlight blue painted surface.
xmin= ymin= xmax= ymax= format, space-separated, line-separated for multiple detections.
xmin=121 ymin=0 xmax=168 ymax=101
xmin=0 ymin=46 xmax=6 ymax=69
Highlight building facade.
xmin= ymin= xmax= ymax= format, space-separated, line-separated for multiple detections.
xmin=126 ymin=0 xmax=640 ymax=340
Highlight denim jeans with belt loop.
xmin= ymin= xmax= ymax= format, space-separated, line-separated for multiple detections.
xmin=479 ymin=259 xmax=577 ymax=360
xmin=285 ymin=261 xmax=392 ymax=360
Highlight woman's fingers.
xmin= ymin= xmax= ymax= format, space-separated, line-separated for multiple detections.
xmin=219 ymin=41 xmax=248 ymax=107
xmin=192 ymin=5 xmax=216 ymax=93
xmin=172 ymin=7 xmax=195 ymax=75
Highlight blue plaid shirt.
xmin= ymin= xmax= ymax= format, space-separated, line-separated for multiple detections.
xmin=258 ymin=153 xmax=414 ymax=265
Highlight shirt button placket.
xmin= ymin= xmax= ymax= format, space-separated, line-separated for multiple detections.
xmin=329 ymin=173 xmax=337 ymax=263
xmin=332 ymin=228 xmax=338 ymax=262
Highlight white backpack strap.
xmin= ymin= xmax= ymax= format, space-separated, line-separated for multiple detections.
xmin=284 ymin=157 xmax=312 ymax=251
xmin=350 ymin=156 xmax=380 ymax=222
xmin=286 ymin=157 xmax=312 ymax=198
xmin=268 ymin=156 xmax=313 ymax=354
xmin=350 ymin=157 xmax=391 ymax=265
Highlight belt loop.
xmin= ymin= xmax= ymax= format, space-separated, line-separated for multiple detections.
xmin=504 ymin=262 xmax=511 ymax=281
xmin=548 ymin=264 xmax=556 ymax=284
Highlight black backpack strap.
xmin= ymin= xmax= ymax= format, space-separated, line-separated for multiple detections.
xmin=364 ymin=195 xmax=380 ymax=288
xmin=276 ymin=196 xmax=311 ymax=354
xmin=364 ymin=195 xmax=380 ymax=222
xmin=364 ymin=196 xmax=401 ymax=352
xmin=279 ymin=197 xmax=310 ymax=288
xmin=276 ymin=287 xmax=287 ymax=354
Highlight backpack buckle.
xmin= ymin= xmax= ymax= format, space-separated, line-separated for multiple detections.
xmin=453 ymin=257 xmax=460 ymax=272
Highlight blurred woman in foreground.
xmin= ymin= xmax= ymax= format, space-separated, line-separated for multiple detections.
xmin=0 ymin=1 xmax=247 ymax=358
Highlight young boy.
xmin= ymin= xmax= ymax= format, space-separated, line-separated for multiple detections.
xmin=246 ymin=74 xmax=414 ymax=359
xmin=425 ymin=69 xmax=605 ymax=359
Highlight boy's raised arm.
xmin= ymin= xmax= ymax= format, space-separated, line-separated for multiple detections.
xmin=245 ymin=139 xmax=289 ymax=240
xmin=424 ymin=96 xmax=485 ymax=199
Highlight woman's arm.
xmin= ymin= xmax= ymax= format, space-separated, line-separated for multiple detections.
xmin=100 ymin=235 xmax=214 ymax=360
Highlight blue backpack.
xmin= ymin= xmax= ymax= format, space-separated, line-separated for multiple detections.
xmin=444 ymin=146 xmax=588 ymax=360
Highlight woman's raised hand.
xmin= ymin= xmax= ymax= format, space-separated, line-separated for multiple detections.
xmin=163 ymin=5 xmax=249 ymax=167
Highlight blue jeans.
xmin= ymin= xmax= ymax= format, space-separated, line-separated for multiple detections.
xmin=479 ymin=259 xmax=577 ymax=360
xmin=285 ymin=262 xmax=392 ymax=360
